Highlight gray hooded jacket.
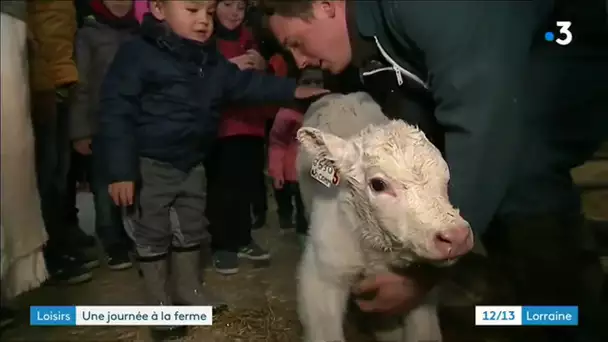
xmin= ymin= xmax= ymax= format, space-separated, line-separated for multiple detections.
xmin=69 ymin=15 xmax=136 ymax=141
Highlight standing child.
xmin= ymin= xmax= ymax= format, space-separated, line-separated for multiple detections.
xmin=205 ymin=0 xmax=276 ymax=275
xmin=267 ymin=108 xmax=306 ymax=240
xmin=96 ymin=0 xmax=325 ymax=333
xmin=268 ymin=68 xmax=323 ymax=247
xmin=70 ymin=0 xmax=138 ymax=271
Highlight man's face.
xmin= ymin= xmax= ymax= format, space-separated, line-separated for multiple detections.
xmin=268 ymin=1 xmax=351 ymax=74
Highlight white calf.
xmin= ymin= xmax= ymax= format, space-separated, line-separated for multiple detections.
xmin=296 ymin=93 xmax=473 ymax=342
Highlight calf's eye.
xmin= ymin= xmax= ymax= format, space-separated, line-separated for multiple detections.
xmin=369 ymin=178 xmax=387 ymax=192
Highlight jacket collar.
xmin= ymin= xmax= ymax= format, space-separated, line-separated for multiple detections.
xmin=346 ymin=1 xmax=429 ymax=90
xmin=346 ymin=0 xmax=380 ymax=68
xmin=140 ymin=14 xmax=218 ymax=66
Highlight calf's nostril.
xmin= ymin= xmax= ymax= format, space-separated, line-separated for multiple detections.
xmin=435 ymin=232 xmax=453 ymax=245
xmin=433 ymin=232 xmax=454 ymax=258
xmin=433 ymin=227 xmax=473 ymax=259
xmin=445 ymin=226 xmax=471 ymax=244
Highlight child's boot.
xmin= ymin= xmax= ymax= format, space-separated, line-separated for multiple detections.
xmin=171 ymin=245 xmax=228 ymax=312
xmin=137 ymin=253 xmax=184 ymax=339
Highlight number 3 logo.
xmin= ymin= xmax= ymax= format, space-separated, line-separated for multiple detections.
xmin=556 ymin=21 xmax=573 ymax=46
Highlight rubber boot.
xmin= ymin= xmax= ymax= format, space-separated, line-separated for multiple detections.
xmin=137 ymin=253 xmax=185 ymax=340
xmin=170 ymin=245 xmax=228 ymax=312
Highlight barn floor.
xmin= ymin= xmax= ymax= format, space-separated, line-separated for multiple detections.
xmin=2 ymin=155 xmax=606 ymax=342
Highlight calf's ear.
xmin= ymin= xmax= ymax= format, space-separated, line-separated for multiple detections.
xmin=297 ymin=127 xmax=357 ymax=167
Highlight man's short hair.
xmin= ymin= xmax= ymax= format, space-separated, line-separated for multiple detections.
xmin=258 ymin=0 xmax=314 ymax=18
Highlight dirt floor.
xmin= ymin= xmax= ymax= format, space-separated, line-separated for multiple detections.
xmin=2 ymin=155 xmax=606 ymax=342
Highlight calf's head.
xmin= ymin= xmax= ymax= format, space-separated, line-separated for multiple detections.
xmin=298 ymin=120 xmax=473 ymax=266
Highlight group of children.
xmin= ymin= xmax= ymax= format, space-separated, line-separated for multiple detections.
xmin=68 ymin=0 xmax=320 ymax=331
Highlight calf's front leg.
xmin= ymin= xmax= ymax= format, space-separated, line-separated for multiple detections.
xmin=298 ymin=245 xmax=357 ymax=342
xmin=402 ymin=288 xmax=442 ymax=342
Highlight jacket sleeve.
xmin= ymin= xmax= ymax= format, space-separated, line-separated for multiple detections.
xmin=96 ymin=42 xmax=143 ymax=183
xmin=26 ymin=0 xmax=79 ymax=89
xmin=69 ymin=29 xmax=93 ymax=141
xmin=219 ymin=56 xmax=297 ymax=105
xmin=389 ymin=2 xmax=550 ymax=235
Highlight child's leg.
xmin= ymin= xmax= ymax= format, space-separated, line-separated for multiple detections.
xmin=202 ymin=145 xmax=220 ymax=243
xmin=293 ymin=183 xmax=308 ymax=236
xmin=236 ymin=137 xmax=271 ymax=261
xmin=90 ymin=153 xmax=132 ymax=270
xmin=273 ymin=184 xmax=294 ymax=229
xmin=251 ymin=171 xmax=268 ymax=229
xmin=209 ymin=137 xmax=270 ymax=274
xmin=207 ymin=139 xmax=249 ymax=267
xmin=170 ymin=163 xmax=227 ymax=310
xmin=131 ymin=158 xmax=175 ymax=307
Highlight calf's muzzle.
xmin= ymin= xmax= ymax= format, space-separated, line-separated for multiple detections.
xmin=432 ymin=225 xmax=474 ymax=260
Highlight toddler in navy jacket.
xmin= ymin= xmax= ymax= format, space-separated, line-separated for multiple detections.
xmin=96 ymin=0 xmax=324 ymax=329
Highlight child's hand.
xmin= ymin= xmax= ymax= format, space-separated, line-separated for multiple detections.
xmin=109 ymin=181 xmax=135 ymax=207
xmin=246 ymin=49 xmax=266 ymax=70
xmin=73 ymin=138 xmax=92 ymax=155
xmin=272 ymin=176 xmax=284 ymax=189
xmin=294 ymin=86 xmax=329 ymax=99
xmin=229 ymin=54 xmax=255 ymax=70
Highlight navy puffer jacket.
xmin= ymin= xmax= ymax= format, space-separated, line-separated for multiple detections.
xmin=96 ymin=15 xmax=296 ymax=183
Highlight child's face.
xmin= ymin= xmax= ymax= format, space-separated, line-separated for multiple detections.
xmin=151 ymin=0 xmax=216 ymax=43
xmin=298 ymin=68 xmax=324 ymax=88
xmin=216 ymin=0 xmax=246 ymax=31
xmin=103 ymin=0 xmax=133 ymax=17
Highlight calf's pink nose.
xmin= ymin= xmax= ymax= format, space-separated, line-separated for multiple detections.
xmin=433 ymin=225 xmax=473 ymax=259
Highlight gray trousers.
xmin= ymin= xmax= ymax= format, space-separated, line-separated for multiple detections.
xmin=130 ymin=157 xmax=209 ymax=257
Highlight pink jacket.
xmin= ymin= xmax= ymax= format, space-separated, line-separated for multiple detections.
xmin=216 ymin=28 xmax=276 ymax=138
xmin=134 ymin=0 xmax=149 ymax=23
xmin=268 ymin=108 xmax=303 ymax=184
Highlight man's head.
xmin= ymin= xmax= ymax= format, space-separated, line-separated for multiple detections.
xmin=150 ymin=0 xmax=216 ymax=43
xmin=262 ymin=0 xmax=351 ymax=74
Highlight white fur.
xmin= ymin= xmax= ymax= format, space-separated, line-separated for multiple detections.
xmin=296 ymin=92 xmax=471 ymax=342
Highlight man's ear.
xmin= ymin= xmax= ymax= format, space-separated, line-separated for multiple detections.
xmin=297 ymin=127 xmax=358 ymax=168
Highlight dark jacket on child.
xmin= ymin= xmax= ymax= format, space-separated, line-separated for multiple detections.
xmin=96 ymin=15 xmax=297 ymax=183
xmin=69 ymin=3 xmax=139 ymax=141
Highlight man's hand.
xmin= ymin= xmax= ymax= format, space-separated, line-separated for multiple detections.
xmin=229 ymin=54 xmax=255 ymax=70
xmin=353 ymin=272 xmax=427 ymax=315
xmin=73 ymin=138 xmax=92 ymax=155
xmin=109 ymin=181 xmax=135 ymax=207
xmin=246 ymin=49 xmax=266 ymax=70
xmin=294 ymin=86 xmax=329 ymax=99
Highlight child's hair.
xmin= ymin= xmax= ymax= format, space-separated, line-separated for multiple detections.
xmin=259 ymin=0 xmax=314 ymax=19
xmin=297 ymin=68 xmax=323 ymax=87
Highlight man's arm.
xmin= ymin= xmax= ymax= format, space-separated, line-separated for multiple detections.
xmin=389 ymin=2 xmax=551 ymax=235
xmin=27 ymin=0 xmax=79 ymax=88
xmin=69 ymin=30 xmax=93 ymax=141
xmin=220 ymin=56 xmax=297 ymax=104
xmin=97 ymin=42 xmax=143 ymax=183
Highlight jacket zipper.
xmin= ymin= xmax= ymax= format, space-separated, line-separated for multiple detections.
xmin=373 ymin=36 xmax=428 ymax=89
xmin=361 ymin=66 xmax=394 ymax=77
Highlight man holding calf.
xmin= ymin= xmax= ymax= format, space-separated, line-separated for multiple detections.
xmin=262 ymin=1 xmax=607 ymax=341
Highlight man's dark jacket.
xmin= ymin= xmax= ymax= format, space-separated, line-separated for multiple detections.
xmin=352 ymin=0 xmax=608 ymax=235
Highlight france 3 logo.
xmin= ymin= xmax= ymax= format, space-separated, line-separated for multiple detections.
xmin=544 ymin=21 xmax=573 ymax=46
